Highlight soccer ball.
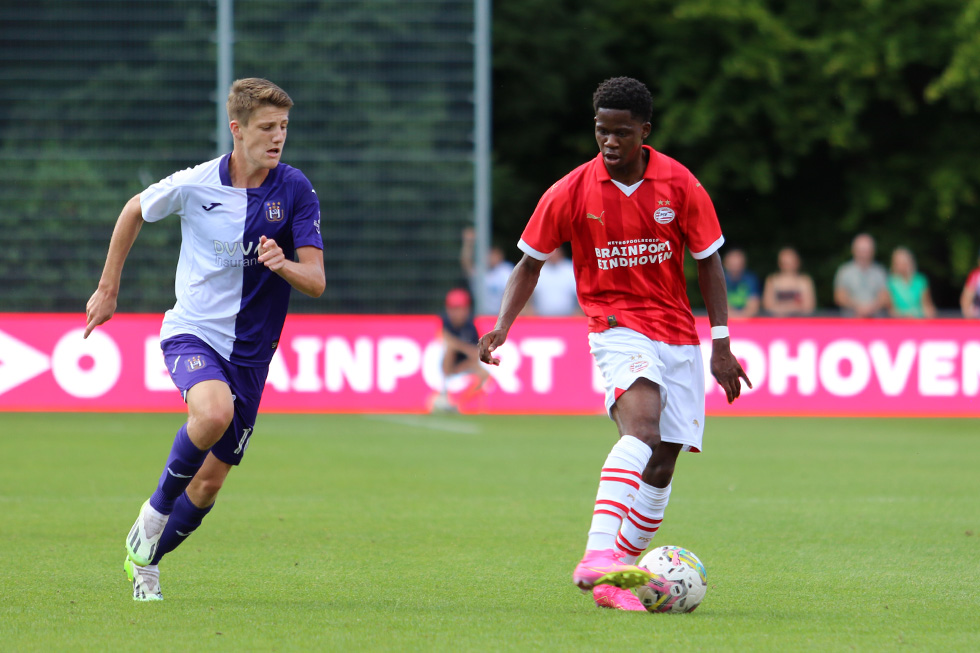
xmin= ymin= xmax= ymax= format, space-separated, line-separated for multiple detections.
xmin=631 ymin=545 xmax=707 ymax=613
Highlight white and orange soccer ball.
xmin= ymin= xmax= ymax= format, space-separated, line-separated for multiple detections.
xmin=631 ymin=545 xmax=707 ymax=613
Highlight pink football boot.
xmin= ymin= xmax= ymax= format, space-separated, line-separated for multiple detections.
xmin=572 ymin=548 xmax=653 ymax=590
xmin=593 ymin=584 xmax=647 ymax=611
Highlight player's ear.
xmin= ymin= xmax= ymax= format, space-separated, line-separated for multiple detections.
xmin=229 ymin=120 xmax=242 ymax=140
xmin=641 ymin=122 xmax=652 ymax=140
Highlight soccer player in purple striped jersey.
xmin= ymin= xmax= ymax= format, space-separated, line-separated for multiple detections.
xmin=85 ymin=78 xmax=325 ymax=601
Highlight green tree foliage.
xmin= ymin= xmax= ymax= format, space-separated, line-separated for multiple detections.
xmin=0 ymin=0 xmax=474 ymax=314
xmin=231 ymin=0 xmax=475 ymax=312
xmin=5 ymin=1 xmax=978 ymax=314
xmin=493 ymin=0 xmax=980 ymax=309
xmin=0 ymin=1 xmax=215 ymax=311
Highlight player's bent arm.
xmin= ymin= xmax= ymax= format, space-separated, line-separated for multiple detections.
xmin=696 ymin=252 xmax=729 ymax=330
xmin=261 ymin=243 xmax=325 ymax=298
xmin=478 ymin=254 xmax=544 ymax=364
xmin=85 ymin=194 xmax=145 ymax=338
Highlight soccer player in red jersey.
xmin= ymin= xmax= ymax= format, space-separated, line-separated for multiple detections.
xmin=478 ymin=77 xmax=751 ymax=611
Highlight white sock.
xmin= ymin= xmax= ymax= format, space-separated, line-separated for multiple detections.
xmin=585 ymin=436 xmax=653 ymax=551
xmin=143 ymin=503 xmax=168 ymax=540
xmin=132 ymin=563 xmax=161 ymax=595
xmin=616 ymin=482 xmax=672 ymax=563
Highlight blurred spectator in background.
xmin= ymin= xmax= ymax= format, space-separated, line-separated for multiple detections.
xmin=530 ymin=246 xmax=581 ymax=316
xmin=960 ymin=249 xmax=980 ymax=318
xmin=433 ymin=288 xmax=489 ymax=412
xmin=834 ymin=233 xmax=890 ymax=317
xmin=722 ymin=248 xmax=760 ymax=318
xmin=762 ymin=246 xmax=816 ymax=316
xmin=887 ymin=247 xmax=935 ymax=318
xmin=460 ymin=227 xmax=514 ymax=316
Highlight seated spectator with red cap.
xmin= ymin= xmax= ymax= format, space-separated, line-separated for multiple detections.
xmin=434 ymin=288 xmax=490 ymax=412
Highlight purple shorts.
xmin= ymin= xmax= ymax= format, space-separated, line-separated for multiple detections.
xmin=160 ymin=334 xmax=269 ymax=466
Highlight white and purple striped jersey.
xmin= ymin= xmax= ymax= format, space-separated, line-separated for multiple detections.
xmin=140 ymin=154 xmax=323 ymax=366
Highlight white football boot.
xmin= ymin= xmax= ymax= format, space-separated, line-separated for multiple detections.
xmin=125 ymin=500 xmax=168 ymax=566
xmin=124 ymin=557 xmax=163 ymax=602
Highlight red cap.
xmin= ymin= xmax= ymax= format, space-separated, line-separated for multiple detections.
xmin=445 ymin=288 xmax=471 ymax=308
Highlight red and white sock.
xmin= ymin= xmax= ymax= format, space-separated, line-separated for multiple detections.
xmin=616 ymin=482 xmax=672 ymax=563
xmin=585 ymin=435 xmax=653 ymax=551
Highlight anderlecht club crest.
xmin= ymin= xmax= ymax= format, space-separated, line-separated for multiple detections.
xmin=265 ymin=201 xmax=283 ymax=222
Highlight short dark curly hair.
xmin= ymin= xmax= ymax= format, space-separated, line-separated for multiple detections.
xmin=592 ymin=77 xmax=653 ymax=123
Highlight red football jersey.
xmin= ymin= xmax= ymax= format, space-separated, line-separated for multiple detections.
xmin=519 ymin=145 xmax=724 ymax=345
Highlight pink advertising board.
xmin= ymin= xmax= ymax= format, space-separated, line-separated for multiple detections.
xmin=0 ymin=313 xmax=978 ymax=416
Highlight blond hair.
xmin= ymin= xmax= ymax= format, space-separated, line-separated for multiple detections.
xmin=226 ymin=78 xmax=293 ymax=125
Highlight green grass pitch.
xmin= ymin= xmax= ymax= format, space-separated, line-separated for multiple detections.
xmin=1 ymin=413 xmax=978 ymax=652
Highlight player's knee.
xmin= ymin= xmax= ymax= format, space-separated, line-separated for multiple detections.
xmin=191 ymin=403 xmax=234 ymax=438
xmin=630 ymin=423 xmax=662 ymax=449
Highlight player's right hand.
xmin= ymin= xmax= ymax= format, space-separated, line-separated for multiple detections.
xmin=478 ymin=329 xmax=507 ymax=366
xmin=84 ymin=288 xmax=117 ymax=339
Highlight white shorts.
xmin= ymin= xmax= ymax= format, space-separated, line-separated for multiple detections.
xmin=589 ymin=327 xmax=706 ymax=453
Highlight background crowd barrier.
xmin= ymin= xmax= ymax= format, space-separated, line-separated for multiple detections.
xmin=0 ymin=313 xmax=978 ymax=416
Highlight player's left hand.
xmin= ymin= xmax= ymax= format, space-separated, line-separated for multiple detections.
xmin=258 ymin=236 xmax=286 ymax=271
xmin=710 ymin=340 xmax=752 ymax=404
xmin=478 ymin=329 xmax=508 ymax=366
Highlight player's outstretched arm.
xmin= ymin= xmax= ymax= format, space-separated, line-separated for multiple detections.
xmin=85 ymin=194 xmax=145 ymax=338
xmin=697 ymin=252 xmax=752 ymax=403
xmin=257 ymin=239 xmax=325 ymax=298
xmin=478 ymin=254 xmax=544 ymax=365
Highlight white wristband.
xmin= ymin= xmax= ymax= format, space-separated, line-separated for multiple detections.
xmin=710 ymin=326 xmax=730 ymax=340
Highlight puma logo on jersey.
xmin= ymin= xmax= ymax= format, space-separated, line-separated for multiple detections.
xmin=202 ymin=202 xmax=223 ymax=211
xmin=586 ymin=211 xmax=604 ymax=225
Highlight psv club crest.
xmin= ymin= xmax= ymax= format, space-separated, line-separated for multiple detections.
xmin=628 ymin=354 xmax=649 ymax=373
xmin=265 ymin=201 xmax=284 ymax=222
xmin=653 ymin=207 xmax=675 ymax=224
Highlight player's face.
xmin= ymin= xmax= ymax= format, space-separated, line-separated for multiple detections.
xmin=232 ymin=105 xmax=289 ymax=171
xmin=595 ymin=109 xmax=651 ymax=181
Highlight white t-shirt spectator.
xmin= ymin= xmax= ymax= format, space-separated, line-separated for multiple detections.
xmin=482 ymin=260 xmax=515 ymax=316
xmin=532 ymin=255 xmax=579 ymax=316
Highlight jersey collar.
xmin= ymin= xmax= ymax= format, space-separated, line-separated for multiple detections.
xmin=218 ymin=152 xmax=281 ymax=188
xmin=219 ymin=153 xmax=233 ymax=186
